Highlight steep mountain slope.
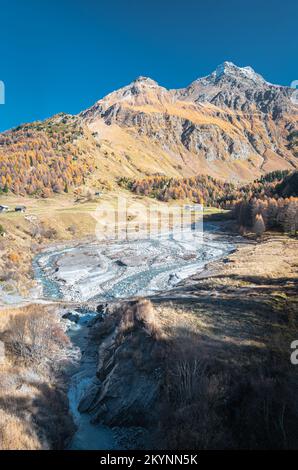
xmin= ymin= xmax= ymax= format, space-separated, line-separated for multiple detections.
xmin=0 ymin=62 xmax=297 ymax=195
xmin=0 ymin=114 xmax=97 ymax=196
xmin=177 ymin=61 xmax=293 ymax=115
xmin=81 ymin=62 xmax=298 ymax=182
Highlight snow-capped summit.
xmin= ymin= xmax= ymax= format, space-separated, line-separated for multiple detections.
xmin=176 ymin=61 xmax=293 ymax=115
xmin=212 ymin=61 xmax=265 ymax=84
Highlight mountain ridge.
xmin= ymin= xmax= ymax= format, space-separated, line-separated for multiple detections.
xmin=0 ymin=62 xmax=297 ymax=196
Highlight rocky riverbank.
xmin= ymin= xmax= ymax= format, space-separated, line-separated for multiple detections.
xmin=1 ymin=225 xmax=297 ymax=449
xmin=66 ymin=232 xmax=298 ymax=449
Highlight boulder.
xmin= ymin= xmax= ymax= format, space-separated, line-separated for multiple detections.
xmin=78 ymin=379 xmax=102 ymax=413
xmin=62 ymin=311 xmax=80 ymax=323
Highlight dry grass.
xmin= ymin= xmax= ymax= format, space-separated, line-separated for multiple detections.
xmin=92 ymin=293 xmax=298 ymax=448
xmin=0 ymin=304 xmax=74 ymax=450
xmin=93 ymin=299 xmax=162 ymax=344
xmin=118 ymin=298 xmax=161 ymax=339
xmin=149 ymin=300 xmax=298 ymax=449
xmin=0 ymin=408 xmax=42 ymax=450
xmin=150 ymin=235 xmax=298 ymax=449
xmin=160 ymin=336 xmax=298 ymax=449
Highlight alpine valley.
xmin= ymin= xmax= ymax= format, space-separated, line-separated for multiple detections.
xmin=0 ymin=61 xmax=298 ymax=452
xmin=1 ymin=61 xmax=297 ymax=196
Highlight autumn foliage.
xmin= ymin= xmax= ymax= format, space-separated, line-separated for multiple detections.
xmin=118 ymin=174 xmax=235 ymax=206
xmin=235 ymin=196 xmax=298 ymax=234
xmin=0 ymin=115 xmax=94 ymax=196
xmin=118 ymin=170 xmax=291 ymax=208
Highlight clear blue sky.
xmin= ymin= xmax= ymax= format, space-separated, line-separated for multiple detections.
xmin=0 ymin=0 xmax=297 ymax=131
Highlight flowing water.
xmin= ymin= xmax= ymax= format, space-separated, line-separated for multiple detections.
xmin=33 ymin=223 xmax=234 ymax=449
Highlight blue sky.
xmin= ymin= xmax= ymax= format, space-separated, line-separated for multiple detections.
xmin=0 ymin=0 xmax=297 ymax=131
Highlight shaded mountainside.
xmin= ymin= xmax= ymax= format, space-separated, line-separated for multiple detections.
xmin=275 ymin=171 xmax=298 ymax=197
xmin=1 ymin=62 xmax=298 ymax=195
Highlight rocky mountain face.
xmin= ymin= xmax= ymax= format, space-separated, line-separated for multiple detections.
xmin=79 ymin=62 xmax=298 ymax=182
xmin=177 ymin=62 xmax=294 ymax=116
xmin=76 ymin=299 xmax=163 ymax=448
xmin=1 ymin=62 xmax=297 ymax=189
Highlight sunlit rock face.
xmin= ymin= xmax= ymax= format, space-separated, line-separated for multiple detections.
xmin=1 ymin=63 xmax=297 ymax=186
xmin=80 ymin=62 xmax=297 ymax=181
xmin=177 ymin=61 xmax=295 ymax=116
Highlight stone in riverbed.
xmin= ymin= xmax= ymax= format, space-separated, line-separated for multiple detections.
xmin=96 ymin=303 xmax=107 ymax=314
xmin=115 ymin=256 xmax=144 ymax=267
xmin=62 ymin=311 xmax=80 ymax=323
xmin=168 ymin=273 xmax=180 ymax=285
xmin=115 ymin=259 xmax=127 ymax=267
xmin=78 ymin=379 xmax=102 ymax=413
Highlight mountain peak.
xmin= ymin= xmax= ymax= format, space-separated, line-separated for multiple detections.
xmin=131 ymin=76 xmax=159 ymax=88
xmin=80 ymin=75 xmax=167 ymax=120
xmin=211 ymin=61 xmax=265 ymax=84
xmin=134 ymin=76 xmax=157 ymax=83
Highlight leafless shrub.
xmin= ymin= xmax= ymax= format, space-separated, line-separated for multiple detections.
xmin=118 ymin=304 xmax=135 ymax=334
xmin=2 ymin=306 xmax=70 ymax=366
xmin=119 ymin=298 xmax=160 ymax=338
xmin=135 ymin=298 xmax=154 ymax=324
xmin=0 ymin=304 xmax=75 ymax=450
